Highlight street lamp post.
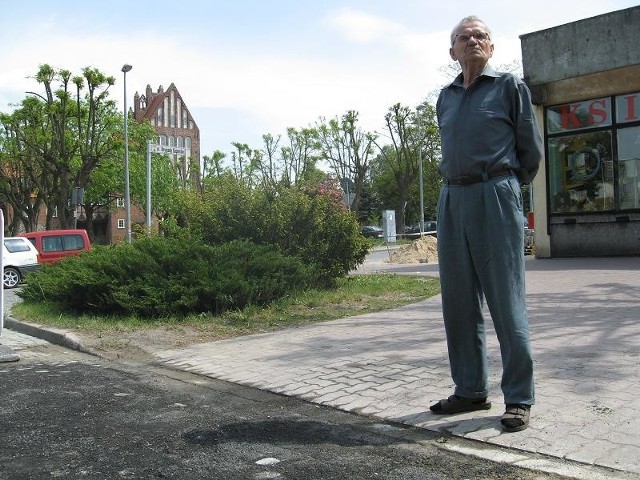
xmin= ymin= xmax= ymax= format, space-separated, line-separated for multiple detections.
xmin=419 ymin=147 xmax=424 ymax=235
xmin=121 ymin=64 xmax=132 ymax=243
xmin=416 ymin=105 xmax=425 ymax=235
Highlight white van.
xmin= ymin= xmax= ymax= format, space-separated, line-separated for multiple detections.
xmin=3 ymin=237 xmax=40 ymax=288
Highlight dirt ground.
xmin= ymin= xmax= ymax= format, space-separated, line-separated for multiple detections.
xmin=388 ymin=236 xmax=439 ymax=264
xmin=74 ymin=324 xmax=235 ymax=365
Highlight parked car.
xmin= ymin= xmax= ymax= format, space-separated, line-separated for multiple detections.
xmin=403 ymin=221 xmax=438 ymax=239
xmin=20 ymin=229 xmax=91 ymax=264
xmin=3 ymin=237 xmax=40 ymax=288
xmin=361 ymin=225 xmax=384 ymax=239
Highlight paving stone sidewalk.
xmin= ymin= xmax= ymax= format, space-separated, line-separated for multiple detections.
xmin=0 ymin=325 xmax=49 ymax=362
xmin=155 ymin=256 xmax=640 ymax=479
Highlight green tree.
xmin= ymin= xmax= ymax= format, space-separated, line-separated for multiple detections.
xmin=371 ymin=102 xmax=441 ymax=230
xmin=230 ymin=142 xmax=262 ymax=188
xmin=224 ymin=129 xmax=321 ymax=191
xmin=279 ymin=127 xmax=320 ymax=187
xmin=374 ymin=103 xmax=416 ymax=231
xmin=200 ymin=150 xmax=228 ymax=192
xmin=316 ymin=111 xmax=377 ymax=220
xmin=0 ymin=65 xmax=121 ymax=234
xmin=254 ymin=133 xmax=281 ymax=190
xmin=0 ymin=101 xmax=46 ymax=233
xmin=415 ymin=103 xmax=442 ymax=223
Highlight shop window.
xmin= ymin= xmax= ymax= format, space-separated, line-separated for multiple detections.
xmin=546 ymin=92 xmax=640 ymax=214
xmin=617 ymin=126 xmax=640 ymax=210
xmin=548 ymin=131 xmax=613 ymax=213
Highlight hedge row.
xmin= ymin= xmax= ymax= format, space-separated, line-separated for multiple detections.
xmin=19 ymin=237 xmax=316 ymax=317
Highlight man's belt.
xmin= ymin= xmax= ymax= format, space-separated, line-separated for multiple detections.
xmin=444 ymin=168 xmax=515 ymax=186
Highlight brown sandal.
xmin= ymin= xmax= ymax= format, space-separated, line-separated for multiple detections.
xmin=430 ymin=395 xmax=491 ymax=415
xmin=501 ymin=404 xmax=531 ymax=432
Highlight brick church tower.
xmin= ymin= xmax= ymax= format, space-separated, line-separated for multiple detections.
xmin=133 ymin=84 xmax=200 ymax=186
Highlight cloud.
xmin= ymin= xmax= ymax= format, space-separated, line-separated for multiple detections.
xmin=0 ymin=2 xmax=559 ymax=155
xmin=0 ymin=10 xmax=455 ymax=153
xmin=325 ymin=7 xmax=405 ymax=44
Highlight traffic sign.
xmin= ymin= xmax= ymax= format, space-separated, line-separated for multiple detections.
xmin=149 ymin=144 xmax=186 ymax=155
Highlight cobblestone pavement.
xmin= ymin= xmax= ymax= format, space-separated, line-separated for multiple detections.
xmin=3 ymin=255 xmax=640 ymax=479
xmin=0 ymin=324 xmax=49 ymax=361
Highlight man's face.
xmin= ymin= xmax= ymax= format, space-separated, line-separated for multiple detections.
xmin=449 ymin=21 xmax=494 ymax=65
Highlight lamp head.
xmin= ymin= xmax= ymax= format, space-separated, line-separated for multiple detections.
xmin=121 ymin=64 xmax=132 ymax=73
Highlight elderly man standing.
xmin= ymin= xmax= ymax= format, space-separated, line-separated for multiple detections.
xmin=429 ymin=15 xmax=543 ymax=433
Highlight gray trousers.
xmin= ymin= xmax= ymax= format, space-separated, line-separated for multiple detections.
xmin=437 ymin=175 xmax=535 ymax=405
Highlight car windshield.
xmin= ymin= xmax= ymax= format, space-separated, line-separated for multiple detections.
xmin=4 ymin=238 xmax=32 ymax=253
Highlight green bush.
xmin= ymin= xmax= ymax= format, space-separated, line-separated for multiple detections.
xmin=18 ymin=237 xmax=316 ymax=318
xmin=183 ymin=176 xmax=370 ymax=285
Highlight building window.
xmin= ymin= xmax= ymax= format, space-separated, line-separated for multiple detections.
xmin=164 ymin=97 xmax=169 ymax=128
xmin=169 ymin=90 xmax=175 ymax=128
xmin=117 ymin=219 xmax=125 ymax=229
xmin=116 ymin=197 xmax=124 ymax=208
xmin=618 ymin=126 xmax=640 ymax=210
xmin=546 ymin=92 xmax=640 ymax=214
xmin=177 ymin=98 xmax=183 ymax=128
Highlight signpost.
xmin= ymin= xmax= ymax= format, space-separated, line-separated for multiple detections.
xmin=0 ymin=209 xmax=3 ymax=336
xmin=146 ymin=143 xmax=186 ymax=233
xmin=149 ymin=144 xmax=187 ymax=155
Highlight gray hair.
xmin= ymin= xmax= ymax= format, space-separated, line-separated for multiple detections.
xmin=450 ymin=15 xmax=492 ymax=46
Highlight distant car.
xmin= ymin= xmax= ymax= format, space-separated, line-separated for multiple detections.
xmin=3 ymin=237 xmax=40 ymax=288
xmin=361 ymin=226 xmax=384 ymax=239
xmin=424 ymin=221 xmax=437 ymax=235
xmin=20 ymin=229 xmax=91 ymax=264
xmin=404 ymin=221 xmax=437 ymax=238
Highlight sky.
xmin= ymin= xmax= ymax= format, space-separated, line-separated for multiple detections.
xmin=1 ymin=0 xmax=638 ymax=162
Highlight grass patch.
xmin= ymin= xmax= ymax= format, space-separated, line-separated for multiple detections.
xmin=11 ymin=274 xmax=440 ymax=339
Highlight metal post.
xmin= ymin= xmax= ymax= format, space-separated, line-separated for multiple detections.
xmin=122 ymin=64 xmax=133 ymax=243
xmin=184 ymin=149 xmax=188 ymax=189
xmin=146 ymin=140 xmax=152 ymax=235
xmin=419 ymin=147 xmax=424 ymax=235
xmin=416 ymin=105 xmax=425 ymax=236
xmin=0 ymin=209 xmax=4 ymax=336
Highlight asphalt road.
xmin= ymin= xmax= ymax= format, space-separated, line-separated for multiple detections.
xmin=0 ymin=343 xmax=566 ymax=479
